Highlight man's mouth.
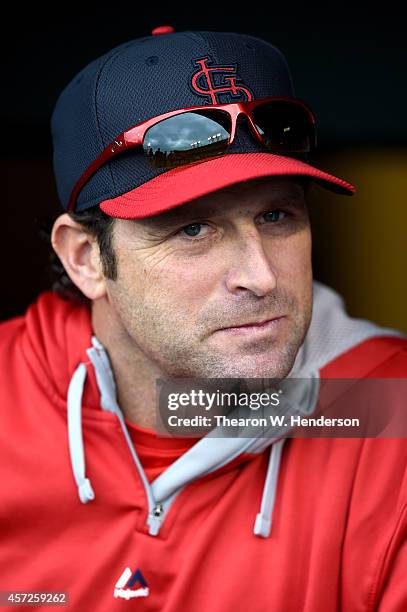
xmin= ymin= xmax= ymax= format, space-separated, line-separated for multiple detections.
xmin=215 ymin=316 xmax=285 ymax=336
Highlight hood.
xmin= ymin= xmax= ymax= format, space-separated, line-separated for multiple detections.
xmin=22 ymin=280 xmax=404 ymax=539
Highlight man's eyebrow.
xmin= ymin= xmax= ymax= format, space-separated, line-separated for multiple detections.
xmin=137 ymin=205 xmax=222 ymax=231
xmin=137 ymin=211 xmax=203 ymax=232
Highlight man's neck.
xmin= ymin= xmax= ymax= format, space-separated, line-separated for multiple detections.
xmin=91 ymin=298 xmax=161 ymax=431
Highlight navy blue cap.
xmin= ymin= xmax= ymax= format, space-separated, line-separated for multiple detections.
xmin=51 ymin=27 xmax=355 ymax=218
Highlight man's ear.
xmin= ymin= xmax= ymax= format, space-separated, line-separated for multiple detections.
xmin=51 ymin=213 xmax=108 ymax=300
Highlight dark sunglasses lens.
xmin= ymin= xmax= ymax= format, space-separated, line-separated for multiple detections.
xmin=143 ymin=110 xmax=231 ymax=169
xmin=252 ymin=101 xmax=315 ymax=153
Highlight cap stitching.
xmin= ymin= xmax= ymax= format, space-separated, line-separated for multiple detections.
xmin=186 ymin=30 xmax=221 ymax=67
xmin=93 ymin=40 xmax=136 ymax=195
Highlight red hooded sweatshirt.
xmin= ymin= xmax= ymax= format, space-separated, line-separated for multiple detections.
xmin=0 ymin=281 xmax=406 ymax=611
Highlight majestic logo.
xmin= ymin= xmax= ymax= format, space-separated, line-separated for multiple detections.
xmin=190 ymin=56 xmax=254 ymax=104
xmin=113 ymin=567 xmax=149 ymax=600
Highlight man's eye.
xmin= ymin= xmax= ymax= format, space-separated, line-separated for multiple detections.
xmin=263 ymin=210 xmax=287 ymax=223
xmin=180 ymin=223 xmax=209 ymax=238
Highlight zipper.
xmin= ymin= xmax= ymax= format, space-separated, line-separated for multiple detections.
xmin=147 ymin=502 xmax=165 ymax=536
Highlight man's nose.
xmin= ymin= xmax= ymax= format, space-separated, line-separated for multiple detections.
xmin=224 ymin=229 xmax=278 ymax=297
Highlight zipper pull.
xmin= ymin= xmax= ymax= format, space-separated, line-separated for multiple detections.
xmin=147 ymin=503 xmax=164 ymax=536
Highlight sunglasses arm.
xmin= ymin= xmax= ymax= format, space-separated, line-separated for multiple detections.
xmin=67 ymin=131 xmax=135 ymax=212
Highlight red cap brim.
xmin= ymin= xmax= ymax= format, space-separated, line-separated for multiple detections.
xmin=100 ymin=152 xmax=356 ymax=219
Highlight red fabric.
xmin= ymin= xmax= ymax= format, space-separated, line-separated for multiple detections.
xmin=100 ymin=152 xmax=356 ymax=219
xmin=0 ymin=291 xmax=406 ymax=611
xmin=124 ymin=419 xmax=197 ymax=483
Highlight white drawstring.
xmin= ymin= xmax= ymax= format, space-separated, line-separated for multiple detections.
xmin=253 ymin=438 xmax=286 ymax=538
xmin=67 ymin=362 xmax=95 ymax=503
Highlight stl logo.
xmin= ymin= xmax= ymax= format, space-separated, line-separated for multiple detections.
xmin=113 ymin=567 xmax=149 ymax=600
xmin=191 ymin=56 xmax=254 ymax=104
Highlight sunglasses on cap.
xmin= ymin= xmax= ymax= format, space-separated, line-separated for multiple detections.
xmin=67 ymin=96 xmax=317 ymax=212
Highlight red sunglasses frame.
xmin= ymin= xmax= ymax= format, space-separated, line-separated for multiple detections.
xmin=67 ymin=96 xmax=317 ymax=212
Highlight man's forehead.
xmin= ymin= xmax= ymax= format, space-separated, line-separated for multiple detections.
xmin=133 ymin=176 xmax=307 ymax=229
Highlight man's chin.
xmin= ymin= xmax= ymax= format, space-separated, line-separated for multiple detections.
xmin=200 ymin=350 xmax=297 ymax=380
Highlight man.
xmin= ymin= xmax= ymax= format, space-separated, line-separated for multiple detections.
xmin=1 ymin=27 xmax=406 ymax=611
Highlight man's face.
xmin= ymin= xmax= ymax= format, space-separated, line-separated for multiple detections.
xmin=103 ymin=176 xmax=313 ymax=379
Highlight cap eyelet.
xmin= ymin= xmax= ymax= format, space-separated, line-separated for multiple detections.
xmin=145 ymin=56 xmax=159 ymax=66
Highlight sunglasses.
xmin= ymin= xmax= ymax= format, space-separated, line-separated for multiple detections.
xmin=67 ymin=96 xmax=317 ymax=212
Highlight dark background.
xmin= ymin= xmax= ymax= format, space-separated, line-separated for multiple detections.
xmin=2 ymin=9 xmax=406 ymax=330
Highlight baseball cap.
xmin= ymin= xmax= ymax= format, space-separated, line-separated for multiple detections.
xmin=51 ymin=26 xmax=356 ymax=219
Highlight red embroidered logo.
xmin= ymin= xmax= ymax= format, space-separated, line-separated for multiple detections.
xmin=190 ymin=56 xmax=254 ymax=104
